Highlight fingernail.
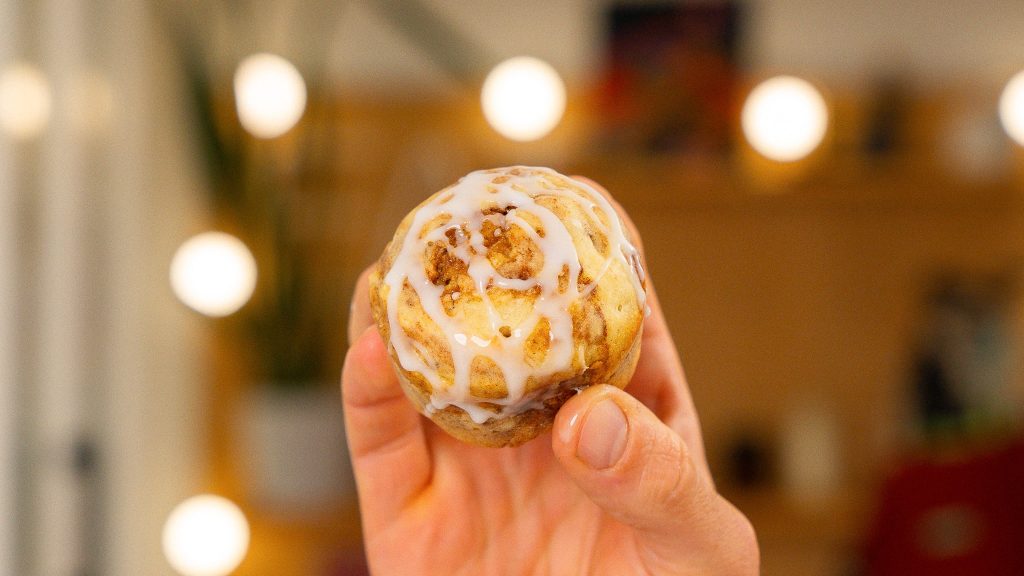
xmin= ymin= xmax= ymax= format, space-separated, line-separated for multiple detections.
xmin=558 ymin=411 xmax=581 ymax=446
xmin=577 ymin=398 xmax=628 ymax=470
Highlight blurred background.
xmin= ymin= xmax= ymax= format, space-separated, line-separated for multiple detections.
xmin=3 ymin=0 xmax=1024 ymax=575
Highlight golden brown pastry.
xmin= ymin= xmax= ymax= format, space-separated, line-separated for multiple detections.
xmin=370 ymin=166 xmax=647 ymax=447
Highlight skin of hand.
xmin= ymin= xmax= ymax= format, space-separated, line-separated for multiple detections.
xmin=341 ymin=178 xmax=759 ymax=575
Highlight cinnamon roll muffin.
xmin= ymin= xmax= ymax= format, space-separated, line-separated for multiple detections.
xmin=369 ymin=167 xmax=647 ymax=447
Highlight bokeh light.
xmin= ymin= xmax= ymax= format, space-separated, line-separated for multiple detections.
xmin=170 ymin=232 xmax=257 ymax=317
xmin=741 ymin=75 xmax=829 ymax=162
xmin=998 ymin=70 xmax=1024 ymax=146
xmin=0 ymin=63 xmax=53 ymax=140
xmin=233 ymin=53 xmax=307 ymax=139
xmin=481 ymin=56 xmax=566 ymax=142
xmin=162 ymin=495 xmax=249 ymax=576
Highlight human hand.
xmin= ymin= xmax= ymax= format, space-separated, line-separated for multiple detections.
xmin=342 ymin=178 xmax=758 ymax=575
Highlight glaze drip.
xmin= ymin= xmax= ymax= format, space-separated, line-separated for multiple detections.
xmin=383 ymin=167 xmax=645 ymax=423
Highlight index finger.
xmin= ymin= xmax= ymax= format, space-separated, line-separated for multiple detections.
xmin=348 ymin=266 xmax=375 ymax=346
xmin=342 ymin=328 xmax=432 ymax=531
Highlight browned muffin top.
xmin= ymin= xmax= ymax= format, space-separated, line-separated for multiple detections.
xmin=375 ymin=167 xmax=646 ymax=425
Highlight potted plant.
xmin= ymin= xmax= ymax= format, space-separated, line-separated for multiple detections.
xmin=165 ymin=9 xmax=354 ymax=516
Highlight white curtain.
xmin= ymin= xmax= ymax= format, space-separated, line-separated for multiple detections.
xmin=1 ymin=1 xmax=205 ymax=574
xmin=0 ymin=0 xmax=18 ymax=573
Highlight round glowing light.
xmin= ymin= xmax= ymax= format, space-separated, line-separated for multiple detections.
xmin=170 ymin=232 xmax=257 ymax=317
xmin=233 ymin=53 xmax=306 ymax=139
xmin=999 ymin=70 xmax=1024 ymax=147
xmin=163 ymin=495 xmax=249 ymax=576
xmin=0 ymin=63 xmax=52 ymax=140
xmin=481 ymin=56 xmax=566 ymax=141
xmin=741 ymin=75 xmax=829 ymax=162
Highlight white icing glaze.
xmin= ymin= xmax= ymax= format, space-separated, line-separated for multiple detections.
xmin=383 ymin=167 xmax=645 ymax=423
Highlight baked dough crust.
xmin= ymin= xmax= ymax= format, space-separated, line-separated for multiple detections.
xmin=370 ymin=167 xmax=645 ymax=447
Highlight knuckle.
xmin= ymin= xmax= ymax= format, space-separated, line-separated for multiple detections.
xmin=729 ymin=508 xmax=761 ymax=569
xmin=637 ymin=428 xmax=697 ymax=517
xmin=711 ymin=500 xmax=760 ymax=576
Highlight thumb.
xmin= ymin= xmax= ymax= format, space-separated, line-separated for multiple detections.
xmin=553 ymin=385 xmax=758 ymax=575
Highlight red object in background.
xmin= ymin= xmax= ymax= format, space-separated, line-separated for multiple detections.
xmin=597 ymin=2 xmax=740 ymax=156
xmin=864 ymin=438 xmax=1024 ymax=576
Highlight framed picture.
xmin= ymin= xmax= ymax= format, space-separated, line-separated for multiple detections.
xmin=598 ymin=2 xmax=741 ymax=156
